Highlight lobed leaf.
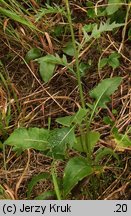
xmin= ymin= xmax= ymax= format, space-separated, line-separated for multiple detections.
xmin=35 ymin=4 xmax=65 ymax=22
xmin=83 ymin=20 xmax=124 ymax=43
xmin=89 ymin=77 xmax=122 ymax=124
xmin=91 ymin=20 xmax=124 ymax=38
xmin=90 ymin=77 xmax=122 ymax=108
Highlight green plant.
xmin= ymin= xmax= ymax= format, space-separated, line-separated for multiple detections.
xmin=35 ymin=3 xmax=66 ymax=22
xmin=1 ymin=0 xmax=131 ymax=200
xmin=98 ymin=52 xmax=121 ymax=70
xmin=4 ymin=76 xmax=129 ymax=199
xmin=0 ymin=6 xmax=36 ymax=30
xmin=0 ymin=184 xmax=12 ymax=199
xmin=106 ymin=0 xmax=123 ymax=16
xmin=0 ymin=61 xmax=20 ymax=137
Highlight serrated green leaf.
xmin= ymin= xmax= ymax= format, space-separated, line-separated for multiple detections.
xmin=89 ymin=77 xmax=122 ymax=124
xmin=4 ymin=128 xmax=49 ymax=152
xmin=90 ymin=77 xmax=121 ymax=107
xmin=95 ymin=147 xmax=119 ymax=164
xmin=90 ymin=77 xmax=122 ymax=108
xmin=63 ymin=156 xmax=93 ymax=197
xmin=27 ymin=173 xmax=50 ymax=199
xmin=25 ymin=48 xmax=41 ymax=63
xmin=35 ymin=4 xmax=65 ymax=22
xmin=83 ymin=20 xmax=123 ymax=43
xmin=106 ymin=0 xmax=123 ymax=15
xmin=74 ymin=131 xmax=100 ymax=153
xmin=91 ymin=20 xmax=124 ymax=38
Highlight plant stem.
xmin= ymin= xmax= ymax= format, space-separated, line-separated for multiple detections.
xmin=65 ymin=0 xmax=91 ymax=158
xmin=3 ymin=144 xmax=8 ymax=181
xmin=119 ymin=2 xmax=131 ymax=52
xmin=51 ymin=161 xmax=61 ymax=200
xmin=65 ymin=0 xmax=85 ymax=108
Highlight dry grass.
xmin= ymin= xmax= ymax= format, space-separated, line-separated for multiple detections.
xmin=0 ymin=0 xmax=130 ymax=200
